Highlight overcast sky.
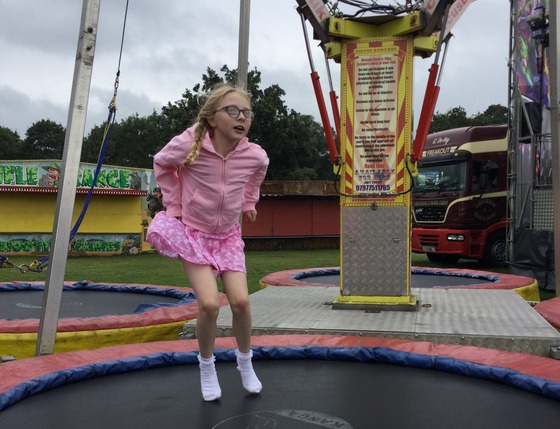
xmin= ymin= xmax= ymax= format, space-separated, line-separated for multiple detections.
xmin=0 ymin=1 xmax=510 ymax=137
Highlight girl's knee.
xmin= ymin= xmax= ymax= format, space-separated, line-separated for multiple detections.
xmin=198 ymin=299 xmax=221 ymax=318
xmin=230 ymin=296 xmax=250 ymax=315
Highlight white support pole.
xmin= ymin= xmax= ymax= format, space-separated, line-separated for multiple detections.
xmin=36 ymin=0 xmax=101 ymax=355
xmin=550 ymin=0 xmax=560 ymax=296
xmin=237 ymin=0 xmax=251 ymax=89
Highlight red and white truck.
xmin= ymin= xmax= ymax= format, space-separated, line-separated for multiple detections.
xmin=411 ymin=124 xmax=508 ymax=266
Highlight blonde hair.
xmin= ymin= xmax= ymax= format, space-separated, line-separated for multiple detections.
xmin=182 ymin=83 xmax=252 ymax=166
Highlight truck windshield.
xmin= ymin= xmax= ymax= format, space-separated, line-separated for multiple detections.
xmin=413 ymin=162 xmax=467 ymax=192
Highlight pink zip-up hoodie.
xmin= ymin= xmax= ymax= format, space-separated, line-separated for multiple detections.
xmin=153 ymin=126 xmax=269 ymax=234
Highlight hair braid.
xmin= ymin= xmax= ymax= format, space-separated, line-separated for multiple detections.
xmin=183 ymin=121 xmax=206 ymax=166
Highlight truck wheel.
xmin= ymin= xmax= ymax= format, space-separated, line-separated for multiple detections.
xmin=482 ymin=232 xmax=507 ymax=267
xmin=426 ymin=253 xmax=461 ymax=265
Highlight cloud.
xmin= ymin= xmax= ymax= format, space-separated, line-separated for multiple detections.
xmin=0 ymin=0 xmax=510 ymax=135
xmin=0 ymin=86 xmax=68 ymax=136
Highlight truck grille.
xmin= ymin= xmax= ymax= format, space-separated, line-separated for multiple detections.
xmin=414 ymin=206 xmax=446 ymax=222
xmin=418 ymin=234 xmax=440 ymax=247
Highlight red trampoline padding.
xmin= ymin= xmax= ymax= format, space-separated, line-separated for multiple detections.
xmin=2 ymin=335 xmax=560 ymax=398
xmin=535 ymin=297 xmax=560 ymax=329
xmin=0 ymin=281 xmax=228 ymax=333
xmin=260 ymin=266 xmax=537 ymax=290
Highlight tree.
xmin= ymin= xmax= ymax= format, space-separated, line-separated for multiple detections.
xmin=0 ymin=127 xmax=22 ymax=159
xmin=107 ymin=113 xmax=171 ymax=168
xmin=471 ymin=104 xmax=508 ymax=126
xmin=429 ymin=106 xmax=471 ymax=133
xmin=429 ymin=104 xmax=508 ymax=134
xmin=158 ymin=64 xmax=334 ymax=179
xmin=11 ymin=66 xmax=509 ymax=180
xmin=81 ymin=112 xmax=172 ymax=168
xmin=21 ymin=120 xmax=65 ymax=159
xmin=80 ymin=122 xmax=107 ymax=164
xmin=259 ymin=111 xmax=332 ymax=180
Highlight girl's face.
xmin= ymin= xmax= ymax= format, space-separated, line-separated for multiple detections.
xmin=210 ymin=92 xmax=253 ymax=144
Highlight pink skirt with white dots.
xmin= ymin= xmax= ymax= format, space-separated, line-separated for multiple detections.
xmin=146 ymin=211 xmax=246 ymax=277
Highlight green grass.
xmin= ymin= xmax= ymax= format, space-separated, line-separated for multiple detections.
xmin=0 ymin=250 xmax=556 ymax=301
xmin=0 ymin=250 xmax=341 ymax=294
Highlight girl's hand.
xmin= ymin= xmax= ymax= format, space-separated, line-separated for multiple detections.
xmin=244 ymin=210 xmax=257 ymax=222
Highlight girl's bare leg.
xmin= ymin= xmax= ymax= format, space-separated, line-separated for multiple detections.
xmin=182 ymin=260 xmax=221 ymax=357
xmin=222 ymin=270 xmax=262 ymax=393
xmin=221 ymin=270 xmax=252 ymax=352
xmin=182 ymin=260 xmax=222 ymax=401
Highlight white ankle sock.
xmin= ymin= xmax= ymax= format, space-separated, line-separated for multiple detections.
xmin=236 ymin=350 xmax=262 ymax=394
xmin=198 ymin=354 xmax=221 ymax=401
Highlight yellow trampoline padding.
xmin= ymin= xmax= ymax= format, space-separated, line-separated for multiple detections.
xmin=513 ymin=280 xmax=540 ymax=302
xmin=0 ymin=320 xmax=185 ymax=360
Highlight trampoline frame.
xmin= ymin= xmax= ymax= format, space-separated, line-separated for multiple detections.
xmin=0 ymin=281 xmax=228 ymax=359
xmin=260 ymin=266 xmax=540 ymax=301
xmin=1 ymin=335 xmax=560 ymax=412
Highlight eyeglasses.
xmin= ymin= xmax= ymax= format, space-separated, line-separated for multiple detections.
xmin=216 ymin=105 xmax=255 ymax=120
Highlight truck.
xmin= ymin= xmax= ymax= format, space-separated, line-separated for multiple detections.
xmin=411 ymin=124 xmax=508 ymax=267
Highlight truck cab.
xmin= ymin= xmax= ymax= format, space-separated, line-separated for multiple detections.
xmin=411 ymin=125 xmax=508 ymax=266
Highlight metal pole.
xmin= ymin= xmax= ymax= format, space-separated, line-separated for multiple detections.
xmin=36 ymin=0 xmax=101 ymax=355
xmin=506 ymin=0 xmax=518 ymax=262
xmin=237 ymin=0 xmax=251 ymax=89
xmin=549 ymin=0 xmax=560 ymax=296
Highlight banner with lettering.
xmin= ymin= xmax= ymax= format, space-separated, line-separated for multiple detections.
xmin=0 ymin=233 xmax=141 ymax=256
xmin=340 ymin=37 xmax=413 ymax=206
xmin=0 ymin=160 xmax=155 ymax=192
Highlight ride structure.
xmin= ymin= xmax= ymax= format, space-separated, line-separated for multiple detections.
xmin=507 ymin=0 xmax=558 ymax=294
xmin=296 ymin=0 xmax=469 ymax=310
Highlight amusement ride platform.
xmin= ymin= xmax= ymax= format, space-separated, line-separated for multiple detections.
xmin=182 ymin=285 xmax=560 ymax=358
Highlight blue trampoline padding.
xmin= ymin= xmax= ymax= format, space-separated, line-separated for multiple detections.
xmin=411 ymin=268 xmax=500 ymax=282
xmin=291 ymin=268 xmax=341 ymax=281
xmin=291 ymin=268 xmax=500 ymax=283
xmin=1 ymin=345 xmax=559 ymax=411
xmin=0 ymin=281 xmax=196 ymax=313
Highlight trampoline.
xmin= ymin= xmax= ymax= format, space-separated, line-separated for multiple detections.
xmin=0 ymin=335 xmax=559 ymax=428
xmin=535 ymin=297 xmax=560 ymax=330
xmin=260 ymin=267 xmax=540 ymax=301
xmin=0 ymin=281 xmax=228 ymax=359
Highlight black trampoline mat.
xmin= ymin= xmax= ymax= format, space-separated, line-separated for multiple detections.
xmin=411 ymin=273 xmax=492 ymax=287
xmin=0 ymin=290 xmax=181 ymax=319
xmin=300 ymin=273 xmax=492 ymax=287
xmin=1 ymin=360 xmax=558 ymax=429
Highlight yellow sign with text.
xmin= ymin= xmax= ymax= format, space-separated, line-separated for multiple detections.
xmin=340 ymin=37 xmax=413 ymax=207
